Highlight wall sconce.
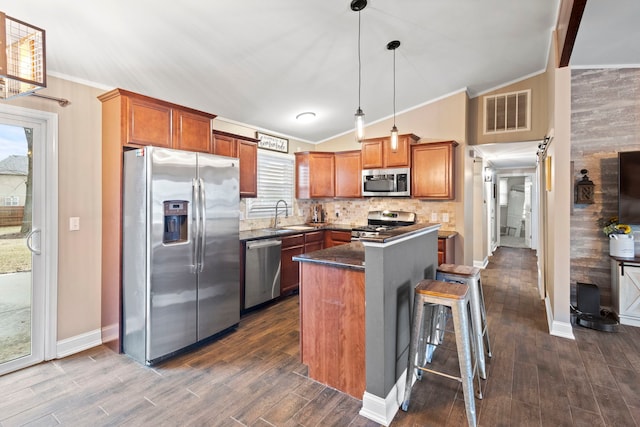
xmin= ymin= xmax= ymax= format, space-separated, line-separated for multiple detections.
xmin=575 ymin=169 xmax=595 ymax=204
xmin=0 ymin=12 xmax=46 ymax=99
xmin=484 ymin=167 xmax=492 ymax=182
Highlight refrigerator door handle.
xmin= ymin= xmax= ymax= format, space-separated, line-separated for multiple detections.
xmin=199 ymin=177 xmax=206 ymax=272
xmin=192 ymin=178 xmax=200 ymax=271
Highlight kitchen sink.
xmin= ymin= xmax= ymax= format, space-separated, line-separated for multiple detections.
xmin=284 ymin=225 xmax=316 ymax=231
xmin=262 ymin=228 xmax=292 ymax=234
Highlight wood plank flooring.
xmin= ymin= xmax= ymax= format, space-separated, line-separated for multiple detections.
xmin=2 ymin=246 xmax=640 ymax=426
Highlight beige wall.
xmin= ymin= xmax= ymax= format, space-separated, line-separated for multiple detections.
xmin=5 ymin=76 xmax=104 ymax=341
xmin=469 ymin=72 xmax=549 ymax=146
xmin=212 ymin=118 xmax=314 ymax=154
xmin=315 ymin=90 xmax=472 ymax=264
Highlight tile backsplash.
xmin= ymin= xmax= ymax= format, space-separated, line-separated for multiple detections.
xmin=240 ymin=198 xmax=456 ymax=231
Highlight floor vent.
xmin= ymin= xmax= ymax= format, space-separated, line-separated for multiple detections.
xmin=483 ymin=89 xmax=530 ymax=134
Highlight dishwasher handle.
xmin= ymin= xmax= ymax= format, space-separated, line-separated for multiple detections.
xmin=246 ymin=239 xmax=282 ymax=250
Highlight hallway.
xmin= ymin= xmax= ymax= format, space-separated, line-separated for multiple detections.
xmin=1 ymin=247 xmax=639 ymax=426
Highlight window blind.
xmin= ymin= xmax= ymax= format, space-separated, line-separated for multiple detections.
xmin=246 ymin=150 xmax=294 ymax=218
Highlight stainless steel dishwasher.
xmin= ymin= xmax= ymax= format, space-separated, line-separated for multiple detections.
xmin=244 ymin=239 xmax=282 ymax=309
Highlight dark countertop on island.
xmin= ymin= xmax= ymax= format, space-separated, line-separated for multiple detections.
xmin=292 ymin=242 xmax=365 ymax=271
xmin=293 ymin=223 xmax=441 ymax=270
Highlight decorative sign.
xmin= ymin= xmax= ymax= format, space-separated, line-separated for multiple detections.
xmin=256 ymin=132 xmax=289 ymax=153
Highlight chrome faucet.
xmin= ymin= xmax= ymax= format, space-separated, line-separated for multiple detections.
xmin=274 ymin=199 xmax=288 ymax=229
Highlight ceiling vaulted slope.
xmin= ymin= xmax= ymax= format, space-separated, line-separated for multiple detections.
xmin=0 ymin=1 xmax=638 ymax=145
xmin=0 ymin=0 xmax=559 ymax=143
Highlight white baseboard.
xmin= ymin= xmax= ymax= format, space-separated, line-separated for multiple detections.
xmin=56 ymin=328 xmax=103 ymax=358
xmin=544 ymin=296 xmax=575 ymax=340
xmin=473 ymin=257 xmax=489 ymax=269
xmin=360 ymin=369 xmax=408 ymax=426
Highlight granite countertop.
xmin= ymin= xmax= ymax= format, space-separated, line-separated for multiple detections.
xmin=438 ymin=230 xmax=458 ymax=239
xmin=292 ymin=241 xmax=365 ymax=271
xmin=239 ymin=223 xmax=354 ymax=242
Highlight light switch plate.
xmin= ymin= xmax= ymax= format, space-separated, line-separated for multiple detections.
xmin=69 ymin=216 xmax=80 ymax=231
xmin=442 ymin=213 xmax=449 ymax=223
xmin=431 ymin=212 xmax=438 ymax=222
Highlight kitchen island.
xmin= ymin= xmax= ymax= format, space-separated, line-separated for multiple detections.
xmin=293 ymin=222 xmax=440 ymax=425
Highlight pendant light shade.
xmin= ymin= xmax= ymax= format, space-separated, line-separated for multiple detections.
xmin=352 ymin=0 xmax=367 ymax=142
xmin=387 ymin=40 xmax=400 ymax=151
xmin=0 ymin=12 xmax=46 ymax=99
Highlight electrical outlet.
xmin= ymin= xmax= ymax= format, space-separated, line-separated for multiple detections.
xmin=430 ymin=212 xmax=438 ymax=222
xmin=442 ymin=213 xmax=449 ymax=223
xmin=69 ymin=216 xmax=80 ymax=231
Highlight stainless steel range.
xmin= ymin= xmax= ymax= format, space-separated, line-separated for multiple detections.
xmin=351 ymin=210 xmax=416 ymax=240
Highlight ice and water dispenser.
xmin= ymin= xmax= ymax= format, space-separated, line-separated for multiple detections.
xmin=163 ymin=200 xmax=188 ymax=243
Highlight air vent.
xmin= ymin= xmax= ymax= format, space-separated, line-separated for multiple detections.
xmin=483 ymin=89 xmax=530 ymax=134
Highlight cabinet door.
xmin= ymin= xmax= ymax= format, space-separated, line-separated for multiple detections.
xmin=126 ymin=97 xmax=173 ymax=147
xmin=237 ymin=140 xmax=258 ymax=198
xmin=281 ymin=245 xmax=304 ymax=295
xmin=335 ymin=151 xmax=362 ymax=198
xmin=411 ymin=141 xmax=457 ymax=199
xmin=385 ymin=135 xmax=412 ymax=168
xmin=310 ymin=153 xmax=335 ymax=198
xmin=361 ymin=140 xmax=384 ymax=169
xmin=173 ymin=109 xmax=211 ymax=152
xmin=211 ymin=134 xmax=237 ymax=157
xmin=325 ymin=230 xmax=352 ymax=247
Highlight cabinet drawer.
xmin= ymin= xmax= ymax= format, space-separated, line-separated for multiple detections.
xmin=281 ymin=234 xmax=304 ymax=248
xmin=305 ymin=230 xmax=324 ymax=243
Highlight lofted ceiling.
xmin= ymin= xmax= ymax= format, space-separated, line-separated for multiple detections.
xmin=1 ymin=1 xmax=638 ymax=170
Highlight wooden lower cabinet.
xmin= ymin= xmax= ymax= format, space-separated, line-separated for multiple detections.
xmin=438 ymin=235 xmax=456 ymax=265
xmin=281 ymin=234 xmax=304 ymax=296
xmin=325 ymin=230 xmax=352 ymax=247
xmin=304 ymin=230 xmax=324 ymax=253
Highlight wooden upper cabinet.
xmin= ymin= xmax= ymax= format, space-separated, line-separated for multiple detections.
xmin=411 ymin=141 xmax=458 ymax=200
xmin=211 ymin=130 xmax=258 ymax=198
xmin=236 ymin=139 xmax=258 ymax=198
xmin=127 ymin=96 xmax=173 ymax=148
xmin=335 ymin=150 xmax=362 ymax=198
xmin=361 ymin=138 xmax=385 ymax=169
xmin=211 ymin=133 xmax=236 ymax=157
xmin=295 ymin=152 xmax=335 ymax=199
xmin=361 ymin=134 xmax=419 ymax=169
xmin=99 ymin=88 xmax=215 ymax=150
xmin=173 ymin=110 xmax=212 ymax=152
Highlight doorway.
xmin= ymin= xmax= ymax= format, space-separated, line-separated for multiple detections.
xmin=0 ymin=104 xmax=57 ymax=375
xmin=496 ymin=174 xmax=536 ymax=249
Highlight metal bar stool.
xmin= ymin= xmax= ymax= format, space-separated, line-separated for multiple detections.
xmin=437 ymin=264 xmax=492 ymax=379
xmin=402 ymin=279 xmax=481 ymax=427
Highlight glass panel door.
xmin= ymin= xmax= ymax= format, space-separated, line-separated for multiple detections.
xmin=0 ymin=124 xmax=33 ymax=364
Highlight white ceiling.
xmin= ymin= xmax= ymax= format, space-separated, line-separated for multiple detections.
xmin=1 ymin=0 xmax=639 ymax=169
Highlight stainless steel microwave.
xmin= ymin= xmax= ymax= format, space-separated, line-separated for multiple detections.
xmin=362 ymin=167 xmax=410 ymax=197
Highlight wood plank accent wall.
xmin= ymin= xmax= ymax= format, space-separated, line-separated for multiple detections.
xmin=571 ymin=69 xmax=640 ymax=305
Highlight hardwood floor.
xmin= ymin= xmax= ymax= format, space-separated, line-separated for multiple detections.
xmin=2 ymin=247 xmax=639 ymax=426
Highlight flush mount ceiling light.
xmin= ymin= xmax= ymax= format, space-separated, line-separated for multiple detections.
xmin=351 ymin=0 xmax=367 ymax=143
xmin=0 ymin=12 xmax=46 ymax=99
xmin=296 ymin=112 xmax=316 ymax=123
xmin=387 ymin=40 xmax=400 ymax=151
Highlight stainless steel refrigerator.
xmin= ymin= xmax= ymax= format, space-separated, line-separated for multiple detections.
xmin=122 ymin=146 xmax=240 ymax=365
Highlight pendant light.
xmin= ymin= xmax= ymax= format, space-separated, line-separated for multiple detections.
xmin=387 ymin=40 xmax=400 ymax=151
xmin=351 ymin=0 xmax=367 ymax=142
